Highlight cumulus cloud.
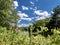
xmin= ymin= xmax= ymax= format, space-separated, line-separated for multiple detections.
xmin=18 ymin=23 xmax=32 ymax=27
xmin=35 ymin=16 xmax=46 ymax=20
xmin=34 ymin=10 xmax=51 ymax=20
xmin=21 ymin=18 xmax=32 ymax=21
xmin=17 ymin=11 xmax=32 ymax=21
xmin=22 ymin=6 xmax=29 ymax=10
xmin=13 ymin=1 xmax=19 ymax=9
xmin=18 ymin=11 xmax=28 ymax=18
xmin=34 ymin=10 xmax=50 ymax=17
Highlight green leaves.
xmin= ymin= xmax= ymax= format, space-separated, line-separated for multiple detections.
xmin=0 ymin=27 xmax=60 ymax=45
xmin=0 ymin=27 xmax=30 ymax=45
xmin=46 ymin=6 xmax=60 ymax=29
xmin=0 ymin=0 xmax=19 ymax=29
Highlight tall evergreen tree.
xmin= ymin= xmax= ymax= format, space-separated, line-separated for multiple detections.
xmin=46 ymin=6 xmax=60 ymax=29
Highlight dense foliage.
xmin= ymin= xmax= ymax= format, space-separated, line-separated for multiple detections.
xmin=0 ymin=27 xmax=60 ymax=45
xmin=0 ymin=0 xmax=19 ymax=29
xmin=46 ymin=6 xmax=60 ymax=29
xmin=0 ymin=27 xmax=30 ymax=45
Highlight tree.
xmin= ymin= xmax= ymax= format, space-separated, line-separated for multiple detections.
xmin=33 ymin=18 xmax=50 ymax=27
xmin=0 ymin=0 xmax=19 ymax=29
xmin=46 ymin=6 xmax=60 ymax=30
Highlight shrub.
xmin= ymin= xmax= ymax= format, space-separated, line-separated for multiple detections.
xmin=0 ymin=27 xmax=60 ymax=45
xmin=0 ymin=27 xmax=30 ymax=45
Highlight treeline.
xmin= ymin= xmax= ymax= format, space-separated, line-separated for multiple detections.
xmin=21 ymin=6 xmax=60 ymax=37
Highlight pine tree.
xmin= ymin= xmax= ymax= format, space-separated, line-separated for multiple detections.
xmin=46 ymin=6 xmax=60 ymax=29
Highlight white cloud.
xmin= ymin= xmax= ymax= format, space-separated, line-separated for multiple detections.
xmin=35 ymin=16 xmax=46 ymax=20
xmin=34 ymin=10 xmax=51 ymax=20
xmin=13 ymin=1 xmax=18 ymax=9
xmin=51 ymin=11 xmax=54 ymax=14
xmin=18 ymin=23 xmax=32 ymax=27
xmin=18 ymin=20 xmax=21 ymax=24
xmin=21 ymin=18 xmax=32 ymax=21
xmin=34 ymin=10 xmax=50 ymax=17
xmin=17 ymin=11 xmax=32 ymax=21
xmin=17 ymin=11 xmax=28 ymax=18
xmin=30 ymin=1 xmax=34 ymax=5
xmin=30 ymin=1 xmax=35 ymax=6
xmin=22 ymin=6 xmax=29 ymax=10
xmin=30 ymin=7 xmax=37 ymax=10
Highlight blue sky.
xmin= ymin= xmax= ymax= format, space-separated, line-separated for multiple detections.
xmin=13 ymin=0 xmax=60 ymax=27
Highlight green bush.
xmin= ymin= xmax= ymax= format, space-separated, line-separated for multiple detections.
xmin=0 ymin=27 xmax=30 ymax=45
xmin=0 ymin=27 xmax=60 ymax=45
xmin=30 ymin=34 xmax=60 ymax=45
